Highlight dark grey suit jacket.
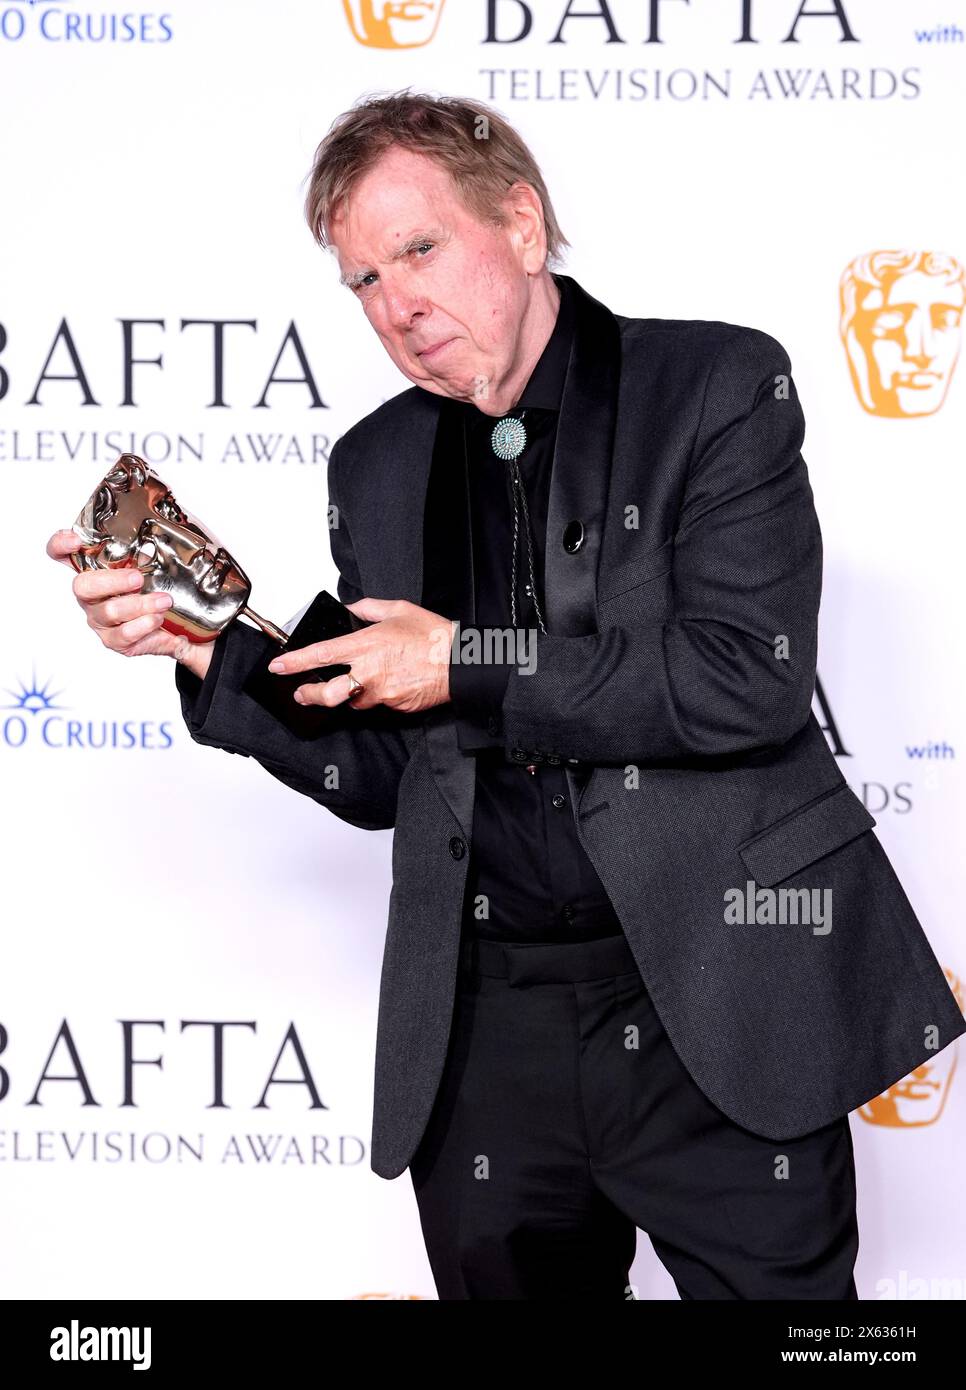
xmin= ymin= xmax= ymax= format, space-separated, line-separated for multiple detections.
xmin=176 ymin=273 xmax=966 ymax=1180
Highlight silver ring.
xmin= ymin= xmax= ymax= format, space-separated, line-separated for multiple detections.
xmin=346 ymin=671 xmax=365 ymax=701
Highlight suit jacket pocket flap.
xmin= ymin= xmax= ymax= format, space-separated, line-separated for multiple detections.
xmin=738 ymin=783 xmax=876 ymax=888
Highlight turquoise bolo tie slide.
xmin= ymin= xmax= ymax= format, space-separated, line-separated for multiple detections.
xmin=490 ymin=415 xmax=527 ymax=460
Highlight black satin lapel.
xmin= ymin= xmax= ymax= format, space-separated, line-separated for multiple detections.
xmin=420 ymin=402 xmax=474 ymax=626
xmin=545 ymin=276 xmax=622 ymax=636
xmin=373 ymin=388 xmax=443 ymax=605
xmin=418 ymin=397 xmax=476 ymax=841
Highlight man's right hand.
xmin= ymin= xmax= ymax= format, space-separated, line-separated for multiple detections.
xmin=46 ymin=527 xmax=213 ymax=681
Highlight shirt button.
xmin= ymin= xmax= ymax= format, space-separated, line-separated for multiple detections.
xmin=552 ymin=793 xmax=566 ymax=810
xmin=448 ymin=836 xmax=466 ymax=860
xmin=563 ymin=520 xmax=585 ymax=553
xmin=486 ymin=716 xmax=500 ymax=737
xmin=563 ymin=904 xmax=575 ymax=922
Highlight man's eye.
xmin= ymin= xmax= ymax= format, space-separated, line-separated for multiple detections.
xmin=414 ymin=242 xmax=434 ymax=256
xmin=358 ymin=273 xmax=378 ymax=290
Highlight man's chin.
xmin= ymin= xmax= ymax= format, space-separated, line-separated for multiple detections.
xmin=406 ymin=370 xmax=478 ymax=403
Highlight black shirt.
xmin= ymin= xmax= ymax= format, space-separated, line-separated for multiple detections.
xmin=440 ymin=274 xmax=620 ymax=943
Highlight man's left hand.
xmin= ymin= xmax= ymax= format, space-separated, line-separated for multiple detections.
xmin=266 ymin=597 xmax=456 ymax=714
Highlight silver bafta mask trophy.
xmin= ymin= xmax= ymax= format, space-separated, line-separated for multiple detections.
xmin=68 ymin=453 xmax=369 ymax=737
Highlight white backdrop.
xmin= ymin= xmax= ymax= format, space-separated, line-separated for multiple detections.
xmin=1 ymin=0 xmax=963 ymax=1300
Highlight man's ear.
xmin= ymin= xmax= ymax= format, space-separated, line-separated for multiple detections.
xmin=503 ymin=181 xmax=548 ymax=273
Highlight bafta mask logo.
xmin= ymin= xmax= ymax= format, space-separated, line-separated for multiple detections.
xmin=342 ymin=0 xmax=445 ymax=49
xmin=69 ymin=454 xmax=251 ymax=643
xmin=839 ymin=250 xmax=964 ymax=417
xmin=858 ymin=969 xmax=963 ymax=1127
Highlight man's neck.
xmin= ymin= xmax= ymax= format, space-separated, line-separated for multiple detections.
xmin=473 ymin=272 xmax=562 ymax=417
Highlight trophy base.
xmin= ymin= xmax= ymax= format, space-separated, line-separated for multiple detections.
xmin=241 ymin=590 xmax=374 ymax=740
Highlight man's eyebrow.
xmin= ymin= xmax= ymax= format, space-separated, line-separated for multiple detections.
xmin=340 ymin=230 xmax=443 ymax=289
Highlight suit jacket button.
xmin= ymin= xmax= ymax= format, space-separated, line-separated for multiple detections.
xmin=511 ymin=748 xmax=528 ymax=763
xmin=563 ymin=520 xmax=585 ymax=553
xmin=448 ymin=836 xmax=466 ymax=860
xmin=552 ymin=793 xmax=566 ymax=810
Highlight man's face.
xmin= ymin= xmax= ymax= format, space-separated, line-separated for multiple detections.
xmin=329 ymin=146 xmax=540 ymax=411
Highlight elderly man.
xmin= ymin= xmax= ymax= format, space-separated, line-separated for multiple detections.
xmin=49 ymin=91 xmax=965 ymax=1301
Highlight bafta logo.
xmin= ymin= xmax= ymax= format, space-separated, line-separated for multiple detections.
xmin=839 ymin=250 xmax=964 ymax=417
xmin=858 ymin=969 xmax=963 ymax=1126
xmin=342 ymin=0 xmax=445 ymax=49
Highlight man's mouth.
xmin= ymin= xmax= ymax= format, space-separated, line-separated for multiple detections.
xmin=416 ymin=338 xmax=455 ymax=361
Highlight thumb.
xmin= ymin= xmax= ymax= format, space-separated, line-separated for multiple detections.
xmin=345 ymin=596 xmax=393 ymax=621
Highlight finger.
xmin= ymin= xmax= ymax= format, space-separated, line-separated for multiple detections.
xmin=293 ymin=671 xmax=373 ymax=710
xmin=46 ymin=528 xmax=87 ymax=565
xmin=111 ymin=610 xmax=172 ymax=649
xmin=267 ymin=632 xmax=369 ymax=675
xmin=87 ymin=590 xmax=173 ymax=631
xmin=345 ymin=597 xmax=402 ymax=622
xmin=73 ymin=566 xmax=146 ymax=605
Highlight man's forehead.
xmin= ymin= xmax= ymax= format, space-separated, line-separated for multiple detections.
xmin=330 ymin=154 xmax=461 ymax=258
xmin=335 ymin=217 xmax=444 ymax=275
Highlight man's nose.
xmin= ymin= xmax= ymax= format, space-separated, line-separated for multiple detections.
xmin=381 ymin=281 xmax=425 ymax=330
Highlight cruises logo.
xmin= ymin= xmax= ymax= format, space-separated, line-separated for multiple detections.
xmin=1 ymin=667 xmax=174 ymax=750
xmin=0 ymin=2 xmax=173 ymax=44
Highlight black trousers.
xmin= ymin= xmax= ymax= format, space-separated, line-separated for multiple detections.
xmin=410 ymin=932 xmax=860 ymax=1300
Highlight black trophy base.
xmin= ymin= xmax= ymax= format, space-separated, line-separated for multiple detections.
xmin=241 ymin=590 xmax=374 ymax=740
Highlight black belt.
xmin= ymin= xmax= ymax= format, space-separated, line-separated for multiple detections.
xmin=459 ymin=930 xmax=642 ymax=986
xmin=463 ymin=898 xmax=624 ymax=942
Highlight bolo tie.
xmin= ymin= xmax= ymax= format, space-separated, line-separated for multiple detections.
xmin=489 ymin=410 xmax=548 ymax=636
xmin=489 ymin=409 xmax=547 ymax=775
